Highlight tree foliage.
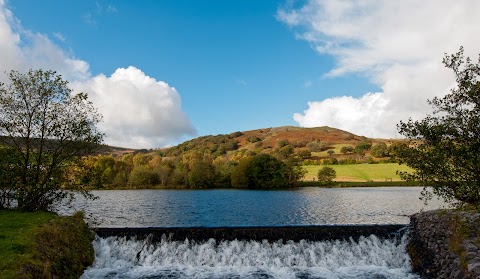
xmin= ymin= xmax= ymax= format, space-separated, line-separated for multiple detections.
xmin=371 ymin=142 xmax=388 ymax=158
xmin=317 ymin=166 xmax=336 ymax=184
xmin=0 ymin=69 xmax=103 ymax=211
xmin=396 ymin=47 xmax=480 ymax=208
xmin=231 ymin=154 xmax=298 ymax=188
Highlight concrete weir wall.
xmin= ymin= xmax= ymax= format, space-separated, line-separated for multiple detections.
xmin=94 ymin=224 xmax=406 ymax=242
xmin=408 ymin=210 xmax=480 ymax=279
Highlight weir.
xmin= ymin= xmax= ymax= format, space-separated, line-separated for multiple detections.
xmin=94 ymin=224 xmax=407 ymax=242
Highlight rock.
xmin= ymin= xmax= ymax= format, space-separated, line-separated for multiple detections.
xmin=408 ymin=210 xmax=480 ymax=279
xmin=467 ymin=262 xmax=480 ymax=274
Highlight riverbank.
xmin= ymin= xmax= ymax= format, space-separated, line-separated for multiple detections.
xmin=408 ymin=209 xmax=480 ymax=278
xmin=0 ymin=210 xmax=94 ymax=279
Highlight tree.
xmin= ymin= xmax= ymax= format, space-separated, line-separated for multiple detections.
xmin=246 ymin=154 xmax=290 ymax=188
xmin=327 ymin=150 xmax=335 ymax=156
xmin=340 ymin=146 xmax=354 ymax=154
xmin=129 ymin=165 xmax=158 ymax=187
xmin=317 ymin=166 xmax=336 ymax=184
xmin=188 ymin=159 xmax=216 ymax=188
xmin=371 ymin=142 xmax=388 ymax=158
xmin=355 ymin=141 xmax=372 ymax=155
xmin=0 ymin=69 xmax=103 ymax=211
xmin=231 ymin=154 xmax=295 ymax=188
xmin=396 ymin=47 xmax=480 ymax=208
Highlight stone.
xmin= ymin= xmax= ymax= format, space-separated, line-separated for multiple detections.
xmin=465 ymin=243 xmax=478 ymax=253
xmin=467 ymin=262 xmax=480 ymax=274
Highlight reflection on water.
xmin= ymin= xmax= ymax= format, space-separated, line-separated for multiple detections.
xmin=58 ymin=187 xmax=446 ymax=227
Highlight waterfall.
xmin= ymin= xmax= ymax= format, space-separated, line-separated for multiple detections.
xmin=81 ymin=233 xmax=419 ymax=279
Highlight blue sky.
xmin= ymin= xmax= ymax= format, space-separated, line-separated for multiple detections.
xmin=1 ymin=1 xmax=479 ymax=148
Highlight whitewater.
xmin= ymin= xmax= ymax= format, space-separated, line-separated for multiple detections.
xmin=81 ymin=232 xmax=418 ymax=279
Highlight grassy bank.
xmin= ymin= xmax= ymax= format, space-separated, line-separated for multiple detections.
xmin=301 ymin=180 xmax=424 ymax=187
xmin=0 ymin=211 xmax=94 ymax=279
xmin=302 ymin=163 xmax=413 ymax=182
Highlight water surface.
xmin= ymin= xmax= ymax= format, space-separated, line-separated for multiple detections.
xmin=60 ymin=187 xmax=446 ymax=227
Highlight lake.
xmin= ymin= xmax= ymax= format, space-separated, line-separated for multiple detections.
xmin=73 ymin=187 xmax=446 ymax=279
xmin=60 ymin=187 xmax=446 ymax=227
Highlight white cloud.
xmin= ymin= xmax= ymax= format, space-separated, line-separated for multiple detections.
xmin=0 ymin=2 xmax=195 ymax=148
xmin=279 ymin=0 xmax=480 ymax=138
xmin=71 ymin=67 xmax=196 ymax=148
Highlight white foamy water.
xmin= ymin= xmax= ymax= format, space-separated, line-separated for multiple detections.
xmin=81 ymin=233 xmax=419 ymax=279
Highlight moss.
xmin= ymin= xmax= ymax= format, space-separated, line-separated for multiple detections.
xmin=0 ymin=210 xmax=94 ymax=279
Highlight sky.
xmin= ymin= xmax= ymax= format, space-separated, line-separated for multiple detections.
xmin=1 ymin=0 xmax=479 ymax=148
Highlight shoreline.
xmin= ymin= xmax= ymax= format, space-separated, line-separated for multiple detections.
xmin=83 ymin=181 xmax=425 ymax=190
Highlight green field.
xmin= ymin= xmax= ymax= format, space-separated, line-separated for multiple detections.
xmin=303 ymin=163 xmax=413 ymax=182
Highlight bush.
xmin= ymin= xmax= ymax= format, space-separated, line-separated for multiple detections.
xmin=340 ymin=146 xmax=354 ymax=154
xmin=317 ymin=167 xmax=336 ymax=183
xmin=371 ymin=142 xmax=388 ymax=158
xmin=246 ymin=136 xmax=261 ymax=143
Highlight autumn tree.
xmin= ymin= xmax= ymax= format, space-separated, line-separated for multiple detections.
xmin=396 ymin=47 xmax=480 ymax=208
xmin=0 ymin=69 xmax=102 ymax=211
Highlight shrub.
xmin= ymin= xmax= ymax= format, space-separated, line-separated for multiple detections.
xmin=317 ymin=167 xmax=336 ymax=183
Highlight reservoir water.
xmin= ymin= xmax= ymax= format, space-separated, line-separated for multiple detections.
xmin=69 ymin=187 xmax=446 ymax=279
xmin=62 ymin=187 xmax=445 ymax=227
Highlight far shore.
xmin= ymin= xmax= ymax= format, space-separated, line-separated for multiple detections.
xmin=82 ymin=181 xmax=425 ymax=190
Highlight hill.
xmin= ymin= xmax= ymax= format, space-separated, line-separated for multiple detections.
xmin=160 ymin=125 xmax=401 ymax=162
xmin=68 ymin=126 xmax=409 ymax=189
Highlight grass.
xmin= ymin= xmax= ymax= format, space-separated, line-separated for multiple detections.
xmin=0 ymin=210 xmax=57 ymax=279
xmin=0 ymin=210 xmax=94 ymax=279
xmin=311 ymin=144 xmax=352 ymax=157
xmin=302 ymin=163 xmax=413 ymax=182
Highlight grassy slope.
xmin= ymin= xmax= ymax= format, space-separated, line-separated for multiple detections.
xmin=0 ymin=211 xmax=56 ymax=278
xmin=303 ymin=163 xmax=413 ymax=182
xmin=0 ymin=211 xmax=94 ymax=279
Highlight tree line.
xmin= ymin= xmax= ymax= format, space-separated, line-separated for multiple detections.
xmin=71 ymin=150 xmax=306 ymax=189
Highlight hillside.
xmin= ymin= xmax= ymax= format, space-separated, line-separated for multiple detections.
xmin=160 ymin=126 xmax=401 ymax=161
xmin=67 ymin=126 xmax=409 ymax=189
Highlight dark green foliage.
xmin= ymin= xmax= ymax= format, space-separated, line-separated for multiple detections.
xmin=322 ymin=158 xmax=338 ymax=165
xmin=371 ymin=142 xmax=388 ymax=158
xmin=396 ymin=47 xmax=480 ymax=208
xmin=296 ymin=149 xmax=311 ymax=159
xmin=277 ymin=139 xmax=289 ymax=148
xmin=231 ymin=154 xmax=295 ymax=188
xmin=340 ymin=146 xmax=354 ymax=154
xmin=129 ymin=165 xmax=158 ymax=186
xmin=231 ymin=157 xmax=252 ymax=188
xmin=306 ymin=141 xmax=331 ymax=152
xmin=230 ymin=131 xmax=243 ymax=138
xmin=0 ymin=69 xmax=103 ymax=211
xmin=317 ymin=167 xmax=336 ymax=183
xmin=355 ymin=141 xmax=372 ymax=155
xmin=246 ymin=154 xmax=290 ymax=188
xmin=247 ymin=136 xmax=261 ymax=143
xmin=188 ymin=160 xmax=216 ymax=188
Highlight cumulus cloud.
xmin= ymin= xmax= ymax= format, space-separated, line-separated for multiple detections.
xmin=71 ymin=67 xmax=195 ymax=148
xmin=279 ymin=0 xmax=480 ymax=138
xmin=0 ymin=2 xmax=195 ymax=148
